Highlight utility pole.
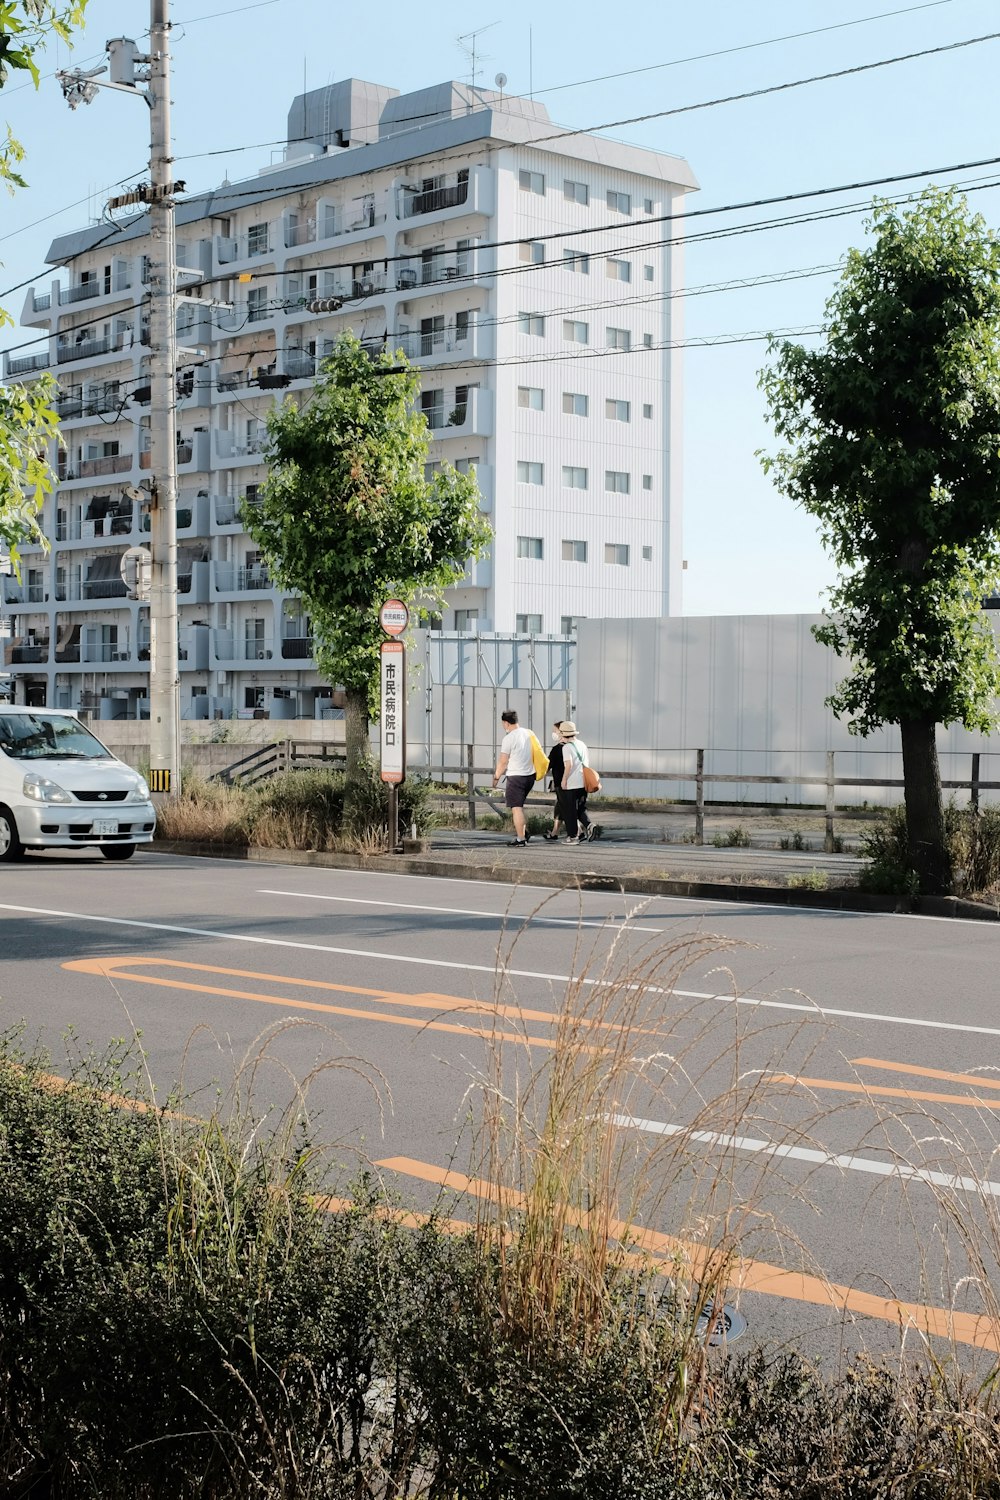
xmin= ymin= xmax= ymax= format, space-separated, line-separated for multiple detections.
xmin=58 ymin=0 xmax=180 ymax=797
xmin=145 ymin=0 xmax=180 ymax=797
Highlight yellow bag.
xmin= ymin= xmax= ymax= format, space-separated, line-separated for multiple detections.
xmin=528 ymin=731 xmax=549 ymax=779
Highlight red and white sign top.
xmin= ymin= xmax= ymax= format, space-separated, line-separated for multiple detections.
xmin=379 ymin=599 xmax=409 ymax=636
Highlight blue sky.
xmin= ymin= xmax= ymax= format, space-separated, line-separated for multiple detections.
xmin=2 ymin=0 xmax=998 ymax=616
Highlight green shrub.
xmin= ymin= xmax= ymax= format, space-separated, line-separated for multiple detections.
xmin=787 ymin=869 xmax=828 ymax=891
xmin=860 ymin=800 xmax=1000 ymax=897
xmin=712 ymin=825 xmax=752 ymax=848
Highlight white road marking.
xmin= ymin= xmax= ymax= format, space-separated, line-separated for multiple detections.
xmin=257 ymin=888 xmax=663 ymax=933
xmin=614 ymin=1113 xmax=1000 ymax=1198
xmin=6 ymin=899 xmax=1000 ymax=1038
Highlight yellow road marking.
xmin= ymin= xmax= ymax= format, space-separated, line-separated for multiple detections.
xmin=771 ymin=1072 xmax=1000 ymax=1110
xmin=851 ymin=1056 xmax=1000 ymax=1090
xmin=62 ymin=954 xmax=614 ymax=1052
xmin=376 ymin=1155 xmax=1000 ymax=1353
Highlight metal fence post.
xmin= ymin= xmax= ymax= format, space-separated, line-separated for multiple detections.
xmin=825 ymin=750 xmax=835 ymax=852
xmin=695 ymin=749 xmax=705 ymax=845
xmin=467 ymin=742 xmax=476 ymax=828
xmin=972 ymin=751 xmax=981 ymax=814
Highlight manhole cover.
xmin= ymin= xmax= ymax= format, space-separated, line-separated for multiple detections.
xmin=696 ymin=1301 xmax=748 ymax=1347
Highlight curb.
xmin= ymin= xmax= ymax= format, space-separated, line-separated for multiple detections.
xmin=146 ymin=840 xmax=999 ymax=921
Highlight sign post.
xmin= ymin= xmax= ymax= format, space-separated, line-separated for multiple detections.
xmin=379 ymin=599 xmax=408 ymax=853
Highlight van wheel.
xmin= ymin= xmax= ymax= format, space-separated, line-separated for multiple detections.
xmin=0 ymin=807 xmax=25 ymax=861
xmin=100 ymin=844 xmax=136 ymax=861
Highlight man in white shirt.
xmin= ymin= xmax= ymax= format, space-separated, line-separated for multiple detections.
xmin=492 ymin=709 xmax=536 ymax=846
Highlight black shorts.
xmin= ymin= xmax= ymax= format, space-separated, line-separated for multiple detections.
xmin=504 ymin=774 xmax=535 ymax=809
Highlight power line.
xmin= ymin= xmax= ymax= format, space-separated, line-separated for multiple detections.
xmin=532 ymin=0 xmax=959 ymax=96
xmin=171 ymin=4 xmax=970 ymax=165
xmin=525 ymin=30 xmax=1000 ymax=149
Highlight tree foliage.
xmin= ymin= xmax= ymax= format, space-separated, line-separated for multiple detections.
xmin=759 ymin=189 xmax=1000 ymax=892
xmin=1 ymin=1 xmax=88 ymax=572
xmin=245 ymin=331 xmax=493 ymax=720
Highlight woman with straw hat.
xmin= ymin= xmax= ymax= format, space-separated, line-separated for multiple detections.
xmin=558 ymin=721 xmax=595 ymax=844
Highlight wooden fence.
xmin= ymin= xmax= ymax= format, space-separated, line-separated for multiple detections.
xmin=430 ymin=746 xmax=1000 ymax=852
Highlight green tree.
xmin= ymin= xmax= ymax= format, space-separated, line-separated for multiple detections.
xmin=1 ymin=2 xmax=88 ymax=572
xmin=759 ymin=189 xmax=1000 ymax=895
xmin=245 ymin=331 xmax=492 ymax=768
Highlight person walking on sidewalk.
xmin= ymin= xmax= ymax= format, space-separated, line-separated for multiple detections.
xmin=543 ymin=720 xmax=568 ymax=841
xmin=559 ymin=721 xmax=594 ymax=843
xmin=492 ymin=709 xmax=535 ymax=846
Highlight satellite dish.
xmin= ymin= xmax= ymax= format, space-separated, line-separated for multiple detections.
xmin=494 ymin=71 xmax=507 ymax=89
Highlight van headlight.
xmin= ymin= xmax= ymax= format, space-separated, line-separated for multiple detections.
xmin=23 ymin=773 xmax=73 ymax=804
xmin=128 ymin=776 xmax=151 ymax=803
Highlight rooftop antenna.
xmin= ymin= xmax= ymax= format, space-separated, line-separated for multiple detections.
xmin=457 ymin=20 xmax=500 ymax=97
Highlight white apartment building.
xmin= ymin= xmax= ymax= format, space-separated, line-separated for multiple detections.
xmin=1 ymin=77 xmax=697 ymax=721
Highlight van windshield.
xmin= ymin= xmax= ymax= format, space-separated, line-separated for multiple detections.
xmin=0 ymin=714 xmax=111 ymax=761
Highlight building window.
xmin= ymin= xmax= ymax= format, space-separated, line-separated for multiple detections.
xmin=519 ymin=169 xmax=545 ymax=195
xmin=454 ymin=456 xmax=479 ymax=474
xmin=606 ymin=190 xmax=632 ymax=214
xmin=606 ymin=326 xmax=631 ymax=351
xmin=643 ymin=402 xmax=653 ymax=418
xmin=605 ymin=543 xmax=630 ymax=566
xmin=606 ymin=398 xmax=630 ymax=422
xmin=642 ymin=545 xmax=653 ymax=561
xmin=519 ymin=240 xmax=545 ymax=264
xmin=517 ymin=385 xmax=544 ymax=409
xmin=605 ymin=470 xmax=630 ymax=494
xmin=564 ymin=178 xmax=589 ymax=205
xmin=563 ymin=319 xmax=589 ymax=344
xmin=563 ymin=248 xmax=590 ymax=274
xmin=455 ymin=608 xmax=479 ymax=632
xmin=562 ymin=539 xmax=587 ymax=562
xmin=560 ymin=615 xmax=583 ymax=634
xmin=247 ymin=286 xmax=269 ymax=322
xmin=247 ymin=222 xmax=270 ymax=256
xmin=424 ymin=460 xmax=442 ymax=481
xmin=517 ymin=535 xmax=544 ymax=559
xmin=518 ymin=311 xmax=546 ymax=337
xmin=642 ymin=473 xmax=653 ymax=490
xmin=644 ymin=264 xmax=654 ymax=281
xmin=644 ymin=197 xmax=654 ymax=214
xmin=516 ymin=613 xmax=543 ymax=633
xmin=562 ymin=391 xmax=589 ymax=416
xmin=517 ymin=460 xmax=544 ymax=485
xmin=562 ymin=466 xmax=588 ymax=490
xmin=643 ymin=332 xmax=654 ymax=348
xmin=606 ymin=258 xmax=631 ymax=282
xmin=421 ymin=388 xmax=445 ymax=429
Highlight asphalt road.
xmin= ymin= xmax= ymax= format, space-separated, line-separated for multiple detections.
xmin=3 ymin=846 xmax=1000 ymax=1370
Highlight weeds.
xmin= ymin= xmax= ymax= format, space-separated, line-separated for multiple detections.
xmin=787 ymin=869 xmax=828 ymax=891
xmin=712 ymin=825 xmax=752 ymax=848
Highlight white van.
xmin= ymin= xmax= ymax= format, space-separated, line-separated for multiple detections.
xmin=0 ymin=708 xmax=156 ymax=862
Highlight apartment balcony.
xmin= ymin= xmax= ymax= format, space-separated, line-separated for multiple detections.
xmin=1 ymin=576 xmax=47 ymax=606
xmin=82 ymin=641 xmax=134 ymax=665
xmin=56 ymin=332 xmax=132 ymax=366
xmin=215 ymin=633 xmax=276 ymax=664
xmin=425 ymin=387 xmax=494 ymax=441
xmin=284 ymin=217 xmax=316 ymax=248
xmin=281 ymin=348 xmax=316 ymax=381
xmin=215 ymin=230 xmax=275 ymax=268
xmin=6 ymin=641 xmax=50 ymax=664
xmin=213 ymin=429 xmax=267 ymax=467
xmin=55 ymin=389 xmax=125 ymax=422
xmin=391 ymin=322 xmax=493 ymax=365
xmin=280 ymin=635 xmax=314 ymax=660
xmin=20 ymin=287 xmax=53 ymax=328
xmin=60 ymin=452 xmax=134 ymax=483
xmin=397 ymin=166 xmax=494 ymax=223
xmin=213 ymin=561 xmax=272 ymax=596
xmin=178 ymin=560 xmax=211 ymax=604
xmin=4 ymin=350 xmax=51 ymax=378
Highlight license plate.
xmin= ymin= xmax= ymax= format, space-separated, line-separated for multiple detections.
xmin=93 ymin=820 xmax=119 ymax=836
